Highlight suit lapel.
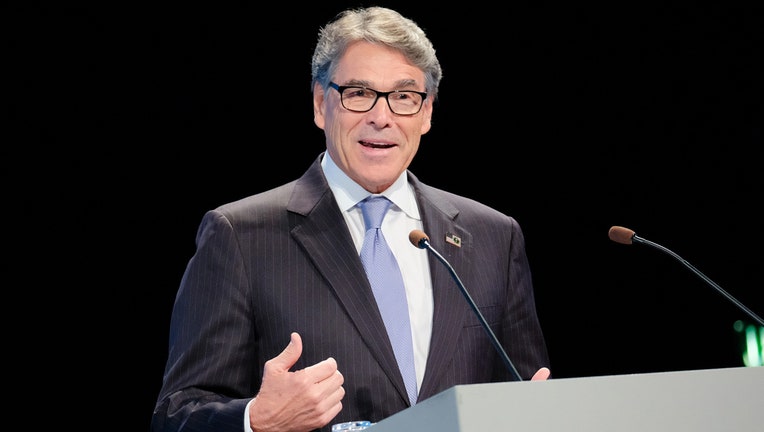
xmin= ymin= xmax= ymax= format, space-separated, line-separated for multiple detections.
xmin=410 ymin=177 xmax=474 ymax=400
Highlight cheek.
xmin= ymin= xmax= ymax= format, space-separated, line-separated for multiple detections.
xmin=319 ymin=100 xmax=344 ymax=131
xmin=323 ymin=113 xmax=350 ymax=145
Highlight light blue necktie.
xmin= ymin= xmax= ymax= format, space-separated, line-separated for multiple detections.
xmin=359 ymin=196 xmax=418 ymax=405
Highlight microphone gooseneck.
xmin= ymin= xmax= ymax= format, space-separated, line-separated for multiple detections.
xmin=409 ymin=229 xmax=523 ymax=381
xmin=608 ymin=226 xmax=764 ymax=327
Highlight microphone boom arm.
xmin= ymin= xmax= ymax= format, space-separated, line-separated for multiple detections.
xmin=609 ymin=225 xmax=764 ymax=327
xmin=631 ymin=233 xmax=764 ymax=327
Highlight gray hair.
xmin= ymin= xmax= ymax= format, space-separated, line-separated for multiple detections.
xmin=311 ymin=6 xmax=442 ymax=99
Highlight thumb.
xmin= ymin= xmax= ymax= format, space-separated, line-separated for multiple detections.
xmin=269 ymin=332 xmax=303 ymax=373
xmin=530 ymin=367 xmax=551 ymax=381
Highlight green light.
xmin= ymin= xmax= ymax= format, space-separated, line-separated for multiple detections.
xmin=734 ymin=320 xmax=764 ymax=367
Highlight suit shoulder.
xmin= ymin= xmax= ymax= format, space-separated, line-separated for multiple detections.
xmin=215 ymin=181 xmax=297 ymax=214
xmin=416 ymin=181 xmax=521 ymax=227
xmin=196 ymin=180 xmax=299 ymax=229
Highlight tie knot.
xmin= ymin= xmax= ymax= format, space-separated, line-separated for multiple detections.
xmin=359 ymin=196 xmax=392 ymax=230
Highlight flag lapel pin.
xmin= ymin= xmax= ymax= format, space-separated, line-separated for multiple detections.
xmin=445 ymin=232 xmax=462 ymax=247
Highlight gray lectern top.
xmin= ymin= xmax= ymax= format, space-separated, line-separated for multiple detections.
xmin=368 ymin=367 xmax=763 ymax=432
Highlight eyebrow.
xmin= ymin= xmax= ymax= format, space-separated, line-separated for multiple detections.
xmin=341 ymin=78 xmax=420 ymax=90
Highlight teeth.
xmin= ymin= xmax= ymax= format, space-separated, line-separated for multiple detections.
xmin=361 ymin=140 xmax=392 ymax=148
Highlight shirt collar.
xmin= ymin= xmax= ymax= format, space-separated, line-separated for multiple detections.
xmin=321 ymin=152 xmax=420 ymax=219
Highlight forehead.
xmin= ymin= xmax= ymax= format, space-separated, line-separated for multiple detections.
xmin=333 ymin=41 xmax=425 ymax=88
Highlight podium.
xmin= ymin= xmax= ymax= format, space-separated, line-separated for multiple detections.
xmin=369 ymin=367 xmax=763 ymax=431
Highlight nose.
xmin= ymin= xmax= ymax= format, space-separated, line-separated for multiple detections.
xmin=366 ymin=95 xmax=395 ymax=125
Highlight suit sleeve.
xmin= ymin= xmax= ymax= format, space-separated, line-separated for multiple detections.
xmin=151 ymin=210 xmax=256 ymax=432
xmin=501 ymin=217 xmax=551 ymax=379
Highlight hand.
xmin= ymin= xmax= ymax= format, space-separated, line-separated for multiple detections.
xmin=249 ymin=332 xmax=345 ymax=432
xmin=530 ymin=367 xmax=551 ymax=381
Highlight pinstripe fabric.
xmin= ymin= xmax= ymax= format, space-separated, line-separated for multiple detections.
xmin=152 ymin=153 xmax=550 ymax=432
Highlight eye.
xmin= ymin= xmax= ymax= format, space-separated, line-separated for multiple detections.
xmin=344 ymin=88 xmax=373 ymax=98
xmin=391 ymin=92 xmax=413 ymax=101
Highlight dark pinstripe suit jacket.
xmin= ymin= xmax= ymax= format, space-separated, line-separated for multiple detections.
xmin=152 ymin=153 xmax=550 ymax=432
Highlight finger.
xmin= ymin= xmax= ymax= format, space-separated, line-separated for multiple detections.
xmin=301 ymin=356 xmax=340 ymax=383
xmin=531 ymin=367 xmax=551 ymax=381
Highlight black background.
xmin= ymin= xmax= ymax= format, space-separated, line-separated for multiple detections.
xmin=10 ymin=2 xmax=762 ymax=430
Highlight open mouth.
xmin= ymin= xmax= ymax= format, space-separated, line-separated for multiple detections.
xmin=360 ymin=140 xmax=395 ymax=149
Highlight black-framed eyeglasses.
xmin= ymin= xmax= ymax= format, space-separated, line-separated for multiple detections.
xmin=328 ymin=81 xmax=428 ymax=116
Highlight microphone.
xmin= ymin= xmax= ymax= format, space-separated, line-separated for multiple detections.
xmin=608 ymin=226 xmax=764 ymax=327
xmin=409 ymin=229 xmax=523 ymax=381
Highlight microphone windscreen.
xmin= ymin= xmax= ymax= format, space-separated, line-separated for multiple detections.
xmin=409 ymin=230 xmax=429 ymax=249
xmin=608 ymin=226 xmax=635 ymax=245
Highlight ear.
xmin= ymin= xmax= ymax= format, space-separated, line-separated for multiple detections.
xmin=313 ymin=81 xmax=326 ymax=130
xmin=420 ymin=98 xmax=433 ymax=135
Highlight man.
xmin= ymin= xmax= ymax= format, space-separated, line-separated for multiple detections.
xmin=152 ymin=6 xmax=550 ymax=432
